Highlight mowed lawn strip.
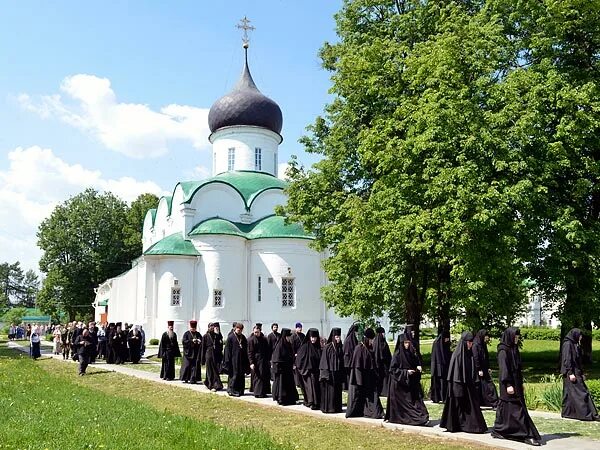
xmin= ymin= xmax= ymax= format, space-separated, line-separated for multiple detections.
xmin=9 ymin=346 xmax=490 ymax=450
xmin=0 ymin=347 xmax=286 ymax=450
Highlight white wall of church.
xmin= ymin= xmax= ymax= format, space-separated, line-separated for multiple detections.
xmin=189 ymin=184 xmax=247 ymax=224
xmin=248 ymin=190 xmax=287 ymax=220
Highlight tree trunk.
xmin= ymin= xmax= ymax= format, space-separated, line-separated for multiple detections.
xmin=436 ymin=265 xmax=451 ymax=334
xmin=405 ymin=262 xmax=429 ymax=354
xmin=560 ymin=268 xmax=593 ymax=364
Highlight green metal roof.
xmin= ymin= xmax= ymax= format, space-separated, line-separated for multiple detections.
xmin=145 ymin=208 xmax=157 ymax=226
xmin=144 ymin=232 xmax=201 ymax=256
xmin=97 ymin=299 xmax=109 ymax=306
xmin=189 ymin=215 xmax=313 ymax=240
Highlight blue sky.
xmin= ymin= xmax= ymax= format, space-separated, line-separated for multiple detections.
xmin=0 ymin=1 xmax=342 ymax=272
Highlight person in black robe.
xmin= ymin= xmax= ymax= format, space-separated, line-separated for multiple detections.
xmin=385 ymin=333 xmax=429 ymax=425
xmin=290 ymin=322 xmax=306 ymax=390
xmin=158 ymin=321 xmax=181 ymax=381
xmin=346 ymin=328 xmax=384 ymax=419
xmin=492 ymin=327 xmax=541 ymax=446
xmin=561 ymin=328 xmax=599 ymax=421
xmin=373 ymin=327 xmax=392 ymax=397
xmin=74 ymin=328 xmax=96 ymax=375
xmin=319 ymin=327 xmax=344 ymax=413
xmin=110 ymin=323 xmax=126 ymax=365
xmin=127 ymin=325 xmax=143 ymax=364
xmin=404 ymin=324 xmax=423 ymax=365
xmin=267 ymin=323 xmax=280 ymax=381
xmin=180 ymin=320 xmax=202 ymax=383
xmin=105 ymin=323 xmax=115 ymax=364
xmin=247 ymin=323 xmax=271 ymax=398
xmin=430 ymin=331 xmax=451 ymax=403
xmin=223 ymin=322 xmax=250 ymax=396
xmin=295 ymin=328 xmax=322 ymax=409
xmin=96 ymin=324 xmax=107 ymax=360
xmin=473 ymin=329 xmax=498 ymax=408
xmin=271 ymin=328 xmax=299 ymax=405
xmin=87 ymin=322 xmax=98 ymax=363
xmin=343 ymin=322 xmax=359 ymax=390
xmin=440 ymin=331 xmax=487 ymax=434
xmin=202 ymin=322 xmax=224 ymax=391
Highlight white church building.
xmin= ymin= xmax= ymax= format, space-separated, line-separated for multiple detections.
xmin=93 ymin=49 xmax=360 ymax=340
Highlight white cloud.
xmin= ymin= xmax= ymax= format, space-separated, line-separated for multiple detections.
xmin=184 ymin=165 xmax=211 ymax=180
xmin=0 ymin=146 xmax=167 ymax=272
xmin=18 ymin=74 xmax=211 ymax=158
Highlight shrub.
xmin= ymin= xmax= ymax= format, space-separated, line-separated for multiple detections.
xmin=539 ymin=375 xmax=563 ymax=412
xmin=586 ymin=379 xmax=600 ymax=405
xmin=149 ymin=338 xmax=159 ymax=345
xmin=45 ymin=334 xmax=54 ymax=342
xmin=592 ymin=330 xmax=600 ymax=341
xmin=519 ymin=327 xmax=561 ymax=341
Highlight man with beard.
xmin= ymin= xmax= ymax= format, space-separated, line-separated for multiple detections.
xmin=247 ymin=323 xmax=271 ymax=398
xmin=492 ymin=327 xmax=541 ymax=445
xmin=473 ymin=329 xmax=498 ymax=408
xmin=223 ymin=322 xmax=250 ymax=397
xmin=202 ymin=322 xmax=224 ymax=391
xmin=343 ymin=322 xmax=359 ymax=390
xmin=295 ymin=328 xmax=322 ymax=409
xmin=561 ymin=328 xmax=599 ymax=421
xmin=290 ymin=322 xmax=305 ymax=390
xmin=267 ymin=323 xmax=280 ymax=381
xmin=430 ymin=331 xmax=451 ymax=403
xmin=271 ymin=328 xmax=298 ymax=405
xmin=87 ymin=322 xmax=98 ymax=363
xmin=385 ymin=333 xmax=429 ymax=426
xmin=319 ymin=327 xmax=344 ymax=413
xmin=441 ymin=331 xmax=487 ymax=434
xmin=180 ymin=320 xmax=202 ymax=383
xmin=127 ymin=325 xmax=143 ymax=364
xmin=110 ymin=322 xmax=127 ymax=364
xmin=373 ymin=326 xmax=391 ymax=397
xmin=345 ymin=328 xmax=384 ymax=419
xmin=74 ymin=328 xmax=96 ymax=376
xmin=158 ymin=321 xmax=181 ymax=381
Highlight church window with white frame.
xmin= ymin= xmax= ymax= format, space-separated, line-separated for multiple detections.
xmin=255 ymin=147 xmax=262 ymax=171
xmin=213 ymin=289 xmax=223 ymax=307
xmin=257 ymin=275 xmax=262 ymax=302
xmin=171 ymin=287 xmax=181 ymax=307
xmin=281 ymin=278 xmax=294 ymax=307
xmin=228 ymin=148 xmax=235 ymax=171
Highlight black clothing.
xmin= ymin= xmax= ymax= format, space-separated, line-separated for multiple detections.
xmin=343 ymin=323 xmax=359 ymax=390
xmin=385 ymin=335 xmax=429 ymax=425
xmin=291 ymin=330 xmax=306 ymax=388
xmin=271 ymin=328 xmax=299 ymax=405
xmin=223 ymin=332 xmax=250 ymax=396
xmin=127 ymin=329 xmax=143 ymax=364
xmin=295 ymin=329 xmax=322 ymax=409
xmin=430 ymin=332 xmax=451 ymax=403
xmin=105 ymin=325 xmax=115 ymax=363
xmin=346 ymin=341 xmax=384 ymax=419
xmin=373 ymin=331 xmax=392 ymax=397
xmin=247 ymin=332 xmax=272 ymax=397
xmin=319 ymin=329 xmax=344 ymax=413
xmin=202 ymin=330 xmax=224 ymax=391
xmin=110 ymin=328 xmax=126 ymax=364
xmin=473 ymin=329 xmax=498 ymax=408
xmin=561 ymin=328 xmax=599 ymax=421
xmin=180 ymin=330 xmax=202 ymax=383
xmin=267 ymin=330 xmax=280 ymax=380
xmin=493 ymin=327 xmax=541 ymax=442
xmin=158 ymin=331 xmax=181 ymax=380
xmin=441 ymin=332 xmax=487 ymax=434
xmin=74 ymin=334 xmax=95 ymax=374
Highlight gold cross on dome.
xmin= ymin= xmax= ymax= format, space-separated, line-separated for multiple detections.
xmin=236 ymin=16 xmax=255 ymax=47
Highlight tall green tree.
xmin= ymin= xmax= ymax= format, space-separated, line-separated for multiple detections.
xmin=37 ymin=189 xmax=131 ymax=321
xmin=123 ymin=193 xmax=159 ymax=259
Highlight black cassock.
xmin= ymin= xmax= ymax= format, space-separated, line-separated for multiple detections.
xmin=561 ymin=328 xmax=599 ymax=421
xmin=248 ymin=332 xmax=272 ymax=397
xmin=158 ymin=331 xmax=181 ymax=380
xmin=441 ymin=331 xmax=487 ymax=434
xmin=430 ymin=332 xmax=451 ymax=403
xmin=127 ymin=329 xmax=143 ymax=364
xmin=473 ymin=329 xmax=498 ymax=408
xmin=180 ymin=330 xmax=202 ymax=383
xmin=291 ymin=331 xmax=306 ymax=389
xmin=346 ymin=342 xmax=384 ymax=419
xmin=319 ymin=330 xmax=344 ymax=413
xmin=343 ymin=323 xmax=359 ymax=390
xmin=110 ymin=329 xmax=126 ymax=365
xmin=201 ymin=330 xmax=224 ymax=391
xmin=105 ymin=325 xmax=115 ymax=364
xmin=385 ymin=335 xmax=429 ymax=425
xmin=492 ymin=327 xmax=541 ymax=442
xmin=271 ymin=328 xmax=299 ymax=405
xmin=373 ymin=330 xmax=392 ymax=397
xmin=223 ymin=332 xmax=249 ymax=396
xmin=295 ymin=329 xmax=322 ymax=409
xmin=267 ymin=331 xmax=280 ymax=381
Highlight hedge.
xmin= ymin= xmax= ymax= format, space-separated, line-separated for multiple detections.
xmin=519 ymin=327 xmax=600 ymax=341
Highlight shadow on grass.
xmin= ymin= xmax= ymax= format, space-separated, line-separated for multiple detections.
xmin=543 ymin=432 xmax=582 ymax=443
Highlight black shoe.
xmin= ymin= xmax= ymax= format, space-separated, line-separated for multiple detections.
xmin=490 ymin=431 xmax=504 ymax=440
xmin=524 ymin=438 xmax=541 ymax=446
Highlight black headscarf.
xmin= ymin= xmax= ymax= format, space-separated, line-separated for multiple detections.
xmin=295 ymin=328 xmax=321 ymax=375
xmin=447 ymin=331 xmax=475 ymax=384
xmin=565 ymin=328 xmax=582 ymax=344
xmin=393 ymin=333 xmax=420 ymax=369
xmin=271 ymin=328 xmax=293 ymax=364
xmin=327 ymin=327 xmax=342 ymax=344
xmin=320 ymin=328 xmax=344 ymax=376
xmin=373 ymin=327 xmax=391 ymax=369
xmin=561 ymin=328 xmax=582 ymax=376
xmin=497 ymin=326 xmax=521 ymax=370
xmin=343 ymin=322 xmax=359 ymax=366
xmin=431 ymin=330 xmax=451 ymax=377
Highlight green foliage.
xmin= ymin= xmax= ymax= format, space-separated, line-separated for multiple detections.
xmin=586 ymin=379 xmax=600 ymax=405
xmin=0 ymin=307 xmax=27 ymax=326
xmin=149 ymin=338 xmax=159 ymax=345
xmin=539 ymin=375 xmax=563 ymax=412
xmin=124 ymin=193 xmax=159 ymax=259
xmin=0 ymin=262 xmax=39 ymax=308
xmin=519 ymin=327 xmax=562 ymax=341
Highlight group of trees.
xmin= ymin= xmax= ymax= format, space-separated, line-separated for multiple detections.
xmin=281 ymin=0 xmax=600 ymax=353
xmin=36 ymin=189 xmax=158 ymax=321
xmin=0 ymin=261 xmax=39 ymax=311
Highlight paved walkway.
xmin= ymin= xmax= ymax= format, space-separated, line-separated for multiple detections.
xmin=8 ymin=340 xmax=599 ymax=450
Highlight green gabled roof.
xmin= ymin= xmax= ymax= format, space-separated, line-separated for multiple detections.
xmin=144 ymin=232 xmax=200 ymax=256
xmin=178 ymin=171 xmax=287 ymax=209
xmin=189 ymin=215 xmax=313 ymax=240
xmin=149 ymin=208 xmax=157 ymax=225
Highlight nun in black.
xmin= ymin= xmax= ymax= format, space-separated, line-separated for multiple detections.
xmin=373 ymin=327 xmax=392 ymax=397
xmin=319 ymin=327 xmax=345 ymax=413
xmin=345 ymin=328 xmax=384 ymax=419
xmin=271 ymin=328 xmax=299 ymax=406
xmin=560 ymin=328 xmax=599 ymax=421
xmin=295 ymin=328 xmax=322 ymax=409
xmin=430 ymin=331 xmax=451 ymax=403
xmin=385 ymin=333 xmax=429 ymax=426
xmin=492 ymin=327 xmax=541 ymax=446
xmin=473 ymin=329 xmax=498 ymax=408
xmin=440 ymin=331 xmax=487 ymax=434
xmin=343 ymin=323 xmax=359 ymax=390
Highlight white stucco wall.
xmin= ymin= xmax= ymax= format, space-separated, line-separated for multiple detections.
xmin=189 ymin=184 xmax=247 ymax=225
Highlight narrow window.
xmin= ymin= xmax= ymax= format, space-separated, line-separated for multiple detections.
xmin=274 ymin=153 xmax=278 ymax=174
xmin=213 ymin=289 xmax=223 ymax=307
xmin=213 ymin=152 xmax=216 ymax=173
xmin=257 ymin=275 xmax=262 ymax=302
xmin=228 ymin=148 xmax=235 ymax=171
xmin=255 ymin=147 xmax=262 ymax=171
xmin=171 ymin=287 xmax=181 ymax=307
xmin=281 ymin=278 xmax=295 ymax=307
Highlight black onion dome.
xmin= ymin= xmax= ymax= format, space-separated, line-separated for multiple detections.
xmin=208 ymin=59 xmax=283 ymax=134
